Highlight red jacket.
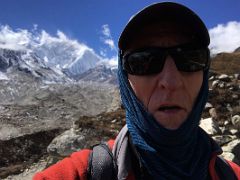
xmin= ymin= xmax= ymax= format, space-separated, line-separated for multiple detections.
xmin=34 ymin=139 xmax=240 ymax=180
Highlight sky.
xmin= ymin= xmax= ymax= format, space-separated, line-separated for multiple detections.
xmin=0 ymin=0 xmax=240 ymax=61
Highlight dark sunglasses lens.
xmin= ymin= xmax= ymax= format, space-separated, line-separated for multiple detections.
xmin=174 ymin=49 xmax=209 ymax=72
xmin=123 ymin=51 xmax=164 ymax=75
xmin=123 ymin=47 xmax=209 ymax=75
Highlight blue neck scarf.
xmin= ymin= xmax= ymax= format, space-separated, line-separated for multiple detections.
xmin=118 ymin=54 xmax=221 ymax=179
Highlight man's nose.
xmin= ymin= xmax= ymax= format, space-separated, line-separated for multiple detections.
xmin=156 ymin=56 xmax=183 ymax=90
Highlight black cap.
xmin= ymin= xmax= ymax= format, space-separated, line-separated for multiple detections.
xmin=118 ymin=2 xmax=209 ymax=50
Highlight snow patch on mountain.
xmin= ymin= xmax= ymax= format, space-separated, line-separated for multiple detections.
xmin=0 ymin=71 xmax=8 ymax=80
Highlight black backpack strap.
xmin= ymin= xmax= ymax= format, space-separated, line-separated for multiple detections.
xmin=87 ymin=143 xmax=118 ymax=180
xmin=215 ymin=156 xmax=238 ymax=180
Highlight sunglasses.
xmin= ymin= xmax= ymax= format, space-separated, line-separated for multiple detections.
xmin=121 ymin=44 xmax=210 ymax=75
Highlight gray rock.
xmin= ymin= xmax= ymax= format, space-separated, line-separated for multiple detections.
xmin=218 ymin=74 xmax=231 ymax=82
xmin=229 ymin=75 xmax=234 ymax=79
xmin=232 ymin=94 xmax=239 ymax=99
xmin=209 ymin=108 xmax=218 ymax=120
xmin=212 ymin=80 xmax=219 ymax=88
xmin=230 ymin=129 xmax=238 ymax=135
xmin=232 ymin=115 xmax=240 ymax=129
xmin=226 ymin=83 xmax=232 ymax=88
xmin=220 ymin=126 xmax=230 ymax=135
xmin=219 ymin=82 xmax=225 ymax=88
xmin=224 ymin=120 xmax=230 ymax=126
xmin=221 ymin=139 xmax=240 ymax=163
xmin=47 ymin=128 xmax=86 ymax=157
xmin=234 ymin=73 xmax=240 ymax=80
xmin=220 ymin=152 xmax=239 ymax=165
xmin=111 ymin=119 xmax=117 ymax=123
xmin=199 ymin=118 xmax=221 ymax=135
xmin=226 ymin=104 xmax=233 ymax=112
xmin=209 ymin=76 xmax=215 ymax=81
xmin=212 ymin=135 xmax=235 ymax=146
xmin=205 ymin=102 xmax=213 ymax=110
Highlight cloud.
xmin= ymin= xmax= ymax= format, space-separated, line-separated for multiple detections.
xmin=32 ymin=24 xmax=38 ymax=31
xmin=0 ymin=25 xmax=32 ymax=51
xmin=102 ymin=24 xmax=111 ymax=37
xmin=98 ymin=55 xmax=118 ymax=68
xmin=99 ymin=24 xmax=118 ymax=66
xmin=35 ymin=29 xmax=96 ymax=67
xmin=100 ymin=24 xmax=117 ymax=51
xmin=100 ymin=49 xmax=107 ymax=57
xmin=0 ymin=25 xmax=91 ymax=54
xmin=209 ymin=21 xmax=240 ymax=54
xmin=107 ymin=56 xmax=118 ymax=66
xmin=104 ymin=39 xmax=115 ymax=50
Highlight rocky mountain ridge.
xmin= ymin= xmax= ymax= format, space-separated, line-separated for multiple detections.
xmin=0 ymin=48 xmax=71 ymax=83
xmin=75 ymin=64 xmax=117 ymax=84
xmin=0 ymin=47 xmax=117 ymax=86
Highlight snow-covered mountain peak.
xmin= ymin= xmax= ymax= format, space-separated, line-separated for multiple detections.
xmin=0 ymin=26 xmax=107 ymax=77
xmin=0 ymin=25 xmax=118 ymax=84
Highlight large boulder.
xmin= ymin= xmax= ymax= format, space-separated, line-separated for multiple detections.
xmin=222 ymin=139 xmax=240 ymax=164
xmin=45 ymin=108 xmax=126 ymax=166
xmin=199 ymin=118 xmax=221 ymax=135
xmin=47 ymin=128 xmax=88 ymax=157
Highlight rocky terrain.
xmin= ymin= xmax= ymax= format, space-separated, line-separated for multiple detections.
xmin=0 ymin=49 xmax=240 ymax=179
xmin=0 ymin=82 xmax=120 ymax=178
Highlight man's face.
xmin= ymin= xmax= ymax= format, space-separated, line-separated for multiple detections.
xmin=126 ymin=24 xmax=203 ymax=130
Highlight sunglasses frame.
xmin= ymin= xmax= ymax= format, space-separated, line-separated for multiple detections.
xmin=120 ymin=44 xmax=210 ymax=75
